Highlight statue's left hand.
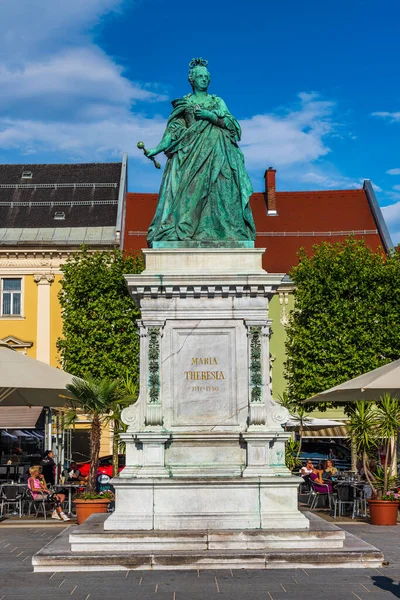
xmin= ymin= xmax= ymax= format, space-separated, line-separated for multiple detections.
xmin=195 ymin=108 xmax=215 ymax=122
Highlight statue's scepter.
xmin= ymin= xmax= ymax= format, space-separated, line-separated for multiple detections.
xmin=137 ymin=141 xmax=161 ymax=169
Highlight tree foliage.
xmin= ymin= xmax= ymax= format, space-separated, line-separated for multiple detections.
xmin=57 ymin=248 xmax=144 ymax=382
xmin=65 ymin=376 xmax=120 ymax=492
xmin=285 ymin=238 xmax=400 ymax=406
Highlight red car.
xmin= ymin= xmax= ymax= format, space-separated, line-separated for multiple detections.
xmin=77 ymin=454 xmax=125 ymax=478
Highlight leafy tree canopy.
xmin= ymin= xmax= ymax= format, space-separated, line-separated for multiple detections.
xmin=285 ymin=238 xmax=400 ymax=409
xmin=57 ymin=248 xmax=144 ymax=382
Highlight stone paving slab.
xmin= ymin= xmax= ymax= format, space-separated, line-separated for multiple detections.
xmin=0 ymin=522 xmax=400 ymax=599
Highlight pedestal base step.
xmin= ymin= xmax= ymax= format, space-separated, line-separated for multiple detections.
xmin=32 ymin=513 xmax=384 ymax=571
xmin=70 ymin=513 xmax=344 ymax=552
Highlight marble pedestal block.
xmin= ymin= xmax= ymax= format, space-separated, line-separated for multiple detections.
xmin=105 ymin=248 xmax=308 ymax=532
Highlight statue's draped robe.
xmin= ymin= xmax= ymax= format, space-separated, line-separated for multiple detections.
xmin=147 ymin=95 xmax=256 ymax=245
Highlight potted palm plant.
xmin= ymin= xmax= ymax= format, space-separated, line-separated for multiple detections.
xmin=65 ymin=376 xmax=119 ymax=524
xmin=348 ymin=394 xmax=400 ymax=526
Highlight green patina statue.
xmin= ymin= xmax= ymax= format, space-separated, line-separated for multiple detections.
xmin=145 ymin=58 xmax=256 ymax=248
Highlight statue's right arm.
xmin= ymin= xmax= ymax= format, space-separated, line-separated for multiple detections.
xmin=147 ymin=103 xmax=188 ymax=157
xmin=146 ymin=133 xmax=173 ymax=158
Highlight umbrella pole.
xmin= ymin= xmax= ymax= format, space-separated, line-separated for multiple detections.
xmin=44 ymin=408 xmax=52 ymax=451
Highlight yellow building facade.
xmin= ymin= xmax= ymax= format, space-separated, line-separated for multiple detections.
xmin=0 ymin=249 xmax=113 ymax=457
xmin=0 ymin=251 xmax=62 ymax=365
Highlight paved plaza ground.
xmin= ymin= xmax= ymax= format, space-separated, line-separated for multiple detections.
xmin=0 ymin=522 xmax=400 ymax=600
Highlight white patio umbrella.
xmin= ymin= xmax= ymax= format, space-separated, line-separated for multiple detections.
xmin=0 ymin=343 xmax=77 ymax=407
xmin=305 ymin=358 xmax=400 ymax=404
xmin=286 ymin=418 xmax=345 ymax=428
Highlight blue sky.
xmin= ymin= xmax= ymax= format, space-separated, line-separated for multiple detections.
xmin=1 ymin=0 xmax=399 ymax=243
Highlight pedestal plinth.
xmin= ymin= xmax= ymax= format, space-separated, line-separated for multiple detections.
xmin=105 ymin=248 xmax=308 ymax=531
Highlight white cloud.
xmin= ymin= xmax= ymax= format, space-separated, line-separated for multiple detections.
xmin=382 ymin=202 xmax=400 ymax=246
xmin=371 ymin=111 xmax=400 ymax=122
xmin=292 ymin=169 xmax=360 ymax=189
xmin=0 ymin=0 xmax=125 ymax=61
xmin=240 ymin=93 xmax=335 ymax=171
xmin=0 ymin=115 xmax=167 ymax=160
xmin=371 ymin=181 xmax=383 ymax=192
xmin=0 ymin=47 xmax=165 ymax=118
xmin=387 ymin=168 xmax=400 ymax=175
xmin=0 ymin=0 xmax=166 ymax=126
xmin=393 ymin=185 xmax=400 ymax=191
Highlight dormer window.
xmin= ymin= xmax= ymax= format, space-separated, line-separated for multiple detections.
xmin=54 ymin=211 xmax=65 ymax=221
xmin=21 ymin=171 xmax=33 ymax=179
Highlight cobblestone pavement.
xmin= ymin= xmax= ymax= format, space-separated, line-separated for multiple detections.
xmin=0 ymin=523 xmax=400 ymax=600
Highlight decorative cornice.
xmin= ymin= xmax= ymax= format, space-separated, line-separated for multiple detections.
xmin=0 ymin=248 xmax=104 ymax=274
xmin=132 ymin=284 xmax=277 ymax=299
xmin=125 ymin=273 xmax=283 ymax=301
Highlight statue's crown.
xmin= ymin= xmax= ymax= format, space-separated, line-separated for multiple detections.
xmin=189 ymin=57 xmax=208 ymax=69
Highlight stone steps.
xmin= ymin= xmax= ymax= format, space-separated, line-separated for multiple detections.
xmin=69 ymin=513 xmax=345 ymax=551
xmin=32 ymin=513 xmax=384 ymax=571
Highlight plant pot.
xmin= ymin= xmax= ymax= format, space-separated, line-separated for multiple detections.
xmin=74 ymin=498 xmax=110 ymax=525
xmin=367 ymin=499 xmax=400 ymax=526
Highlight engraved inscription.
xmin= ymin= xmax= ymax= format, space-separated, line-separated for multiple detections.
xmin=185 ymin=357 xmax=225 ymax=383
xmin=171 ymin=328 xmax=235 ymax=426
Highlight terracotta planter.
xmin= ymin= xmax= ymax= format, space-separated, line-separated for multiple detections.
xmin=74 ymin=498 xmax=110 ymax=525
xmin=368 ymin=499 xmax=400 ymax=526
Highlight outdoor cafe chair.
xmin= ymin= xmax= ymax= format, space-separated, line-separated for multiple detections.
xmin=309 ymin=479 xmax=333 ymax=510
xmin=0 ymin=484 xmax=24 ymax=517
xmin=331 ymin=483 xmax=355 ymax=519
xmin=297 ymin=475 xmax=313 ymax=504
xmin=26 ymin=489 xmax=52 ymax=520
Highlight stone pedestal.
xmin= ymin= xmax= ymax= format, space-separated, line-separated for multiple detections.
xmin=105 ymin=248 xmax=308 ymax=532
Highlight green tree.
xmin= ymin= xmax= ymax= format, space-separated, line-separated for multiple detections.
xmin=57 ymin=248 xmax=144 ymax=382
xmin=285 ymin=238 xmax=400 ymax=406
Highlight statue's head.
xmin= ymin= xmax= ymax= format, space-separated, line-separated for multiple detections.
xmin=188 ymin=58 xmax=210 ymax=92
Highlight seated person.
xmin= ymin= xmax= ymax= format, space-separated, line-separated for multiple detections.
xmin=67 ymin=462 xmax=87 ymax=483
xmin=325 ymin=459 xmax=338 ymax=476
xmin=310 ymin=465 xmax=333 ymax=493
xmin=27 ymin=466 xmax=70 ymax=521
xmin=300 ymin=460 xmax=313 ymax=477
xmin=318 ymin=460 xmax=334 ymax=480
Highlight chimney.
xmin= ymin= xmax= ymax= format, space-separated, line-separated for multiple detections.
xmin=264 ymin=167 xmax=278 ymax=215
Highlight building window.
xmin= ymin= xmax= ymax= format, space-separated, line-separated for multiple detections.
xmin=1 ymin=278 xmax=22 ymax=316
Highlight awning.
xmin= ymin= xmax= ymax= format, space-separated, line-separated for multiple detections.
xmin=287 ymin=418 xmax=345 ymax=428
xmin=304 ymin=358 xmax=400 ymax=403
xmin=302 ymin=425 xmax=348 ymax=438
xmin=0 ymin=406 xmax=42 ymax=428
xmin=0 ymin=342 xmax=78 ymax=407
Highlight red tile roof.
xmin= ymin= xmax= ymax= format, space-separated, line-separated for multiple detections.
xmin=123 ymin=188 xmax=385 ymax=274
